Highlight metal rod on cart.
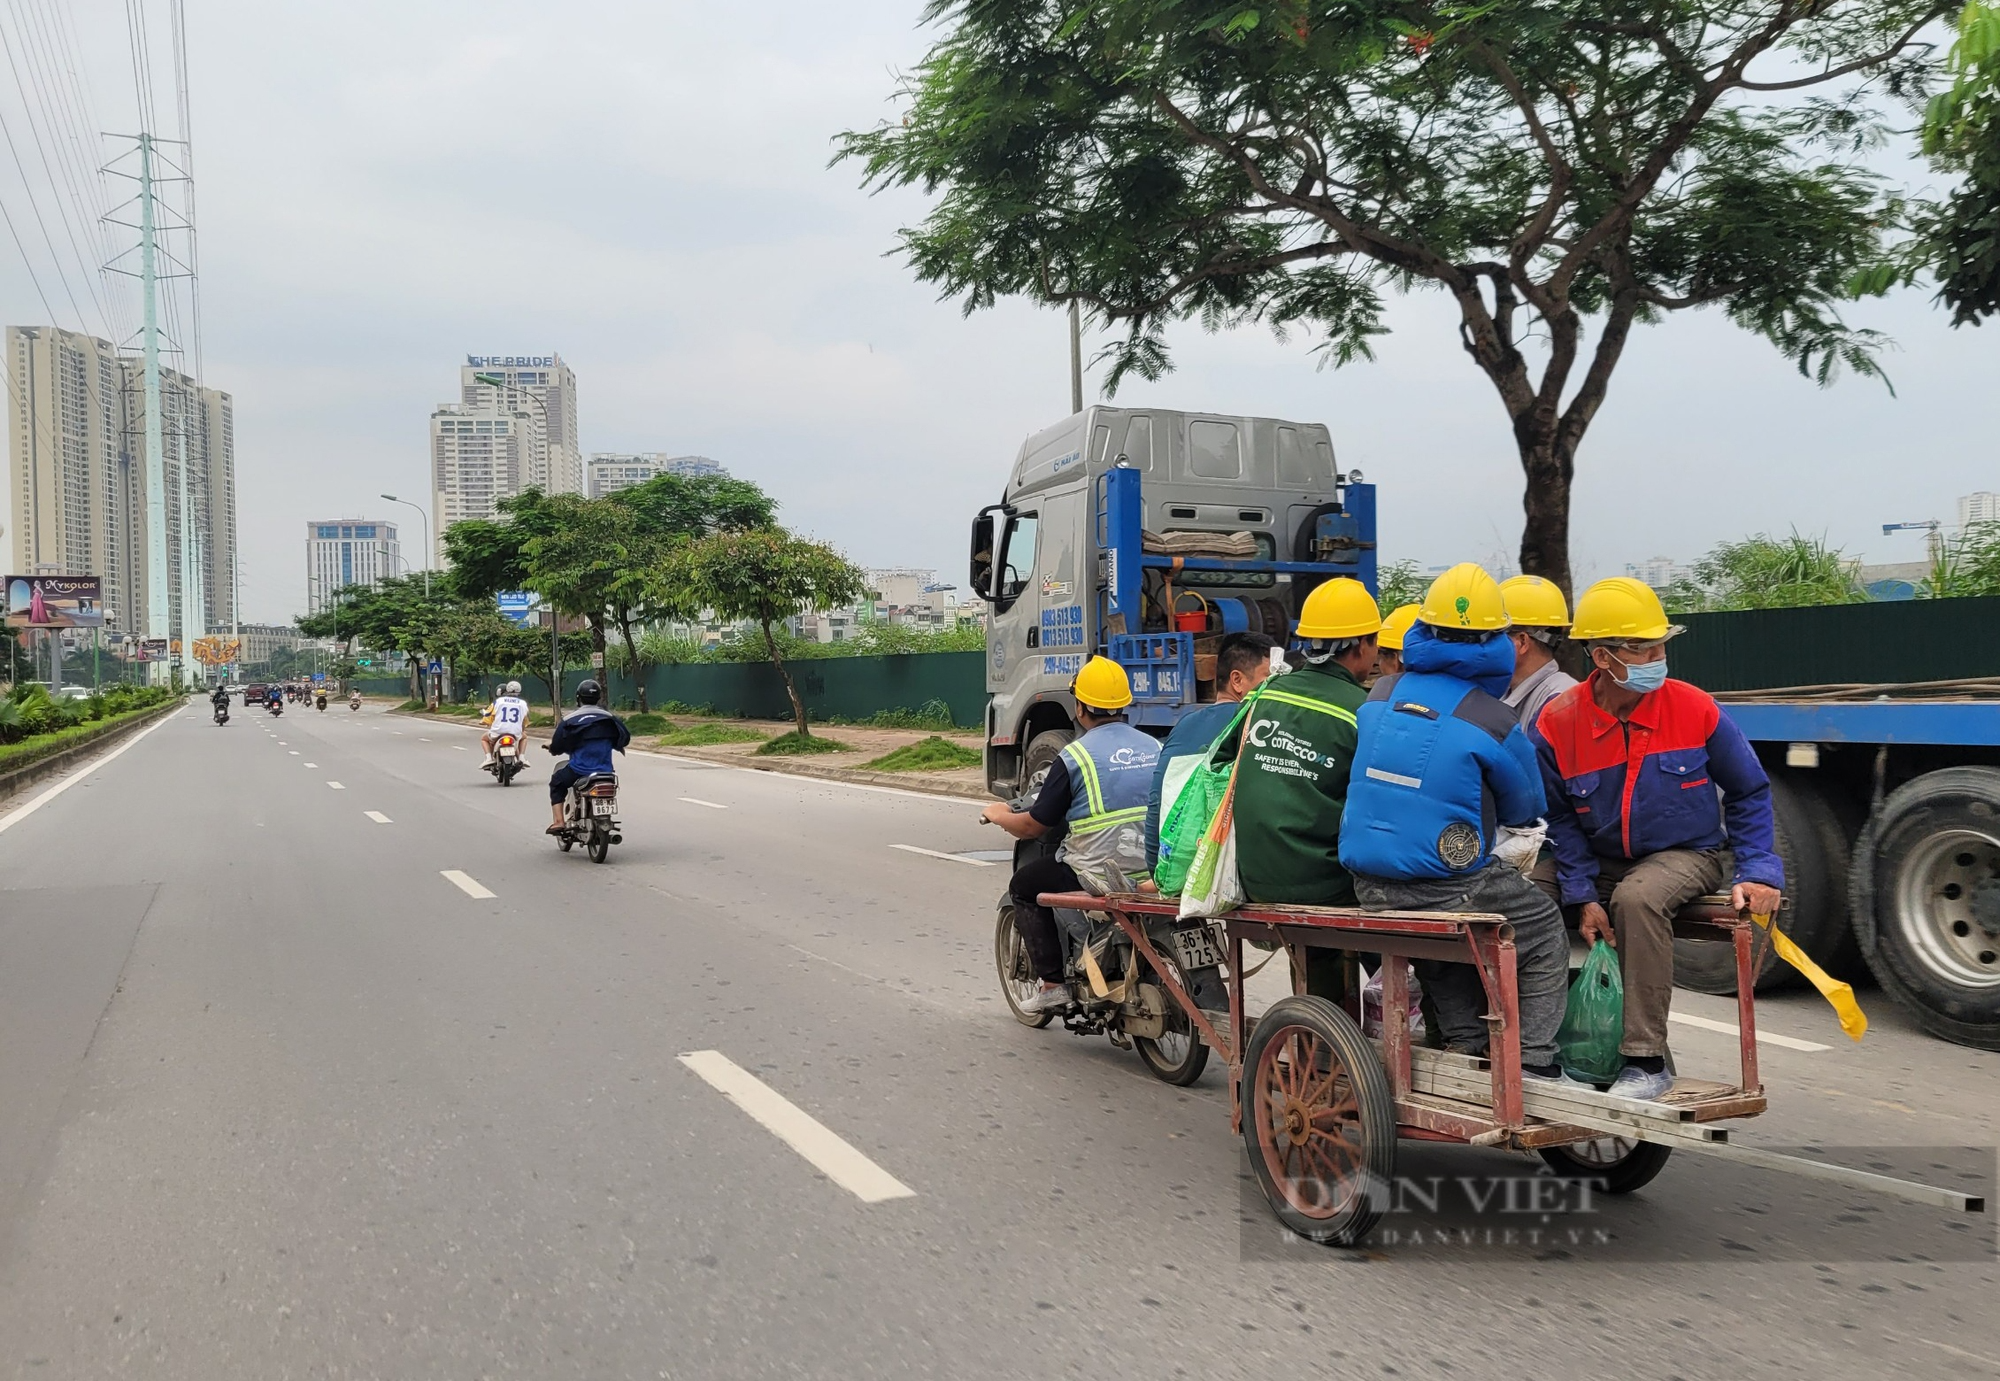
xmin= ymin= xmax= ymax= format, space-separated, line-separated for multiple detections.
xmin=1671 ymin=1139 xmax=1986 ymax=1213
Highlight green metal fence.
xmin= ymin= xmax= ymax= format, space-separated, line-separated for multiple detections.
xmin=1670 ymin=596 xmax=2000 ymax=691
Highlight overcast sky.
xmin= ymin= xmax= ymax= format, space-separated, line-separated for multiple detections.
xmin=9 ymin=1 xmax=1997 ymax=622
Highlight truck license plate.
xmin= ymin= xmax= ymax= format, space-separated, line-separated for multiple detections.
xmin=1169 ymin=922 xmax=1225 ymax=971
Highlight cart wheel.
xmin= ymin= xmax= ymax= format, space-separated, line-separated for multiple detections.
xmin=995 ymin=902 xmax=1053 ymax=1029
xmin=1136 ymin=999 xmax=1209 ymax=1086
xmin=1538 ymin=1138 xmax=1673 ymax=1194
xmin=1240 ymin=996 xmax=1396 ymax=1246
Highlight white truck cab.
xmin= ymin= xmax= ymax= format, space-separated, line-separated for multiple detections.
xmin=970 ymin=406 xmax=1376 ymax=799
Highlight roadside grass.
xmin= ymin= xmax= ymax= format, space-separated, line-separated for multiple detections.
xmin=863 ymin=735 xmax=983 ymax=772
xmin=656 ymin=720 xmax=768 ymax=748
xmin=0 ymin=700 xmax=179 ymax=775
xmin=754 ymin=730 xmax=851 ymax=756
xmin=823 ymin=699 xmax=975 ymax=733
xmin=656 ymin=700 xmax=721 ymax=718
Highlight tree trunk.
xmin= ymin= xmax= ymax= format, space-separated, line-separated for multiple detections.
xmin=617 ymin=610 xmax=647 ymax=713
xmin=1515 ymin=423 xmax=1576 ymax=598
xmin=588 ymin=616 xmax=609 ymax=703
xmin=761 ymin=617 xmax=809 ymax=738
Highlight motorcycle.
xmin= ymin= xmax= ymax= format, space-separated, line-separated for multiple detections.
xmin=316 ymin=693 xmax=327 ymax=712
xmin=990 ymin=793 xmax=1215 ymax=1086
xmin=268 ymin=699 xmax=283 ymax=717
xmin=212 ymin=700 xmax=229 ymax=726
xmin=349 ymin=693 xmax=362 ymax=712
xmin=485 ymin=732 xmax=525 ymax=787
xmin=554 ymin=771 xmax=621 ymax=864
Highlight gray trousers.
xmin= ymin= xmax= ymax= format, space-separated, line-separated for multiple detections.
xmin=1353 ymin=861 xmax=1569 ymax=1069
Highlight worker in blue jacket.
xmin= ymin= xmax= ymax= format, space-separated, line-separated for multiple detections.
xmin=1339 ymin=565 xmax=1573 ymax=1081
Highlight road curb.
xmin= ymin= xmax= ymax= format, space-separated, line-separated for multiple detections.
xmin=0 ymin=697 xmax=188 ymax=804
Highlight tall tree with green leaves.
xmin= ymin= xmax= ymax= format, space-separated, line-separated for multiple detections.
xmin=661 ymin=529 xmax=864 ymax=738
xmin=843 ymin=0 xmax=1985 ymax=594
xmin=1662 ymin=531 xmax=1869 ymax=611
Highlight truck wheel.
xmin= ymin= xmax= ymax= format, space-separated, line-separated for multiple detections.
xmin=1853 ymin=767 xmax=2000 ymax=1051
xmin=1674 ymin=772 xmax=1828 ymax=994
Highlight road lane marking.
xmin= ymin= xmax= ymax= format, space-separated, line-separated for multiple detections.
xmin=0 ymin=708 xmax=182 ymax=836
xmin=889 ymin=843 xmax=995 ymax=867
xmin=289 ymin=750 xmax=299 ymax=755
xmin=365 ymin=811 xmax=392 ymax=823
xmin=419 ymin=736 xmax=431 ymax=741
xmin=1668 ymin=1010 xmax=1829 ymax=1052
xmin=327 ymin=782 xmax=345 ymax=790
xmin=305 ymin=762 xmax=318 ymax=768
xmin=453 ymin=745 xmax=466 ymax=751
xmin=679 ymin=797 xmax=729 ymax=809
xmin=441 ymin=870 xmax=494 ymax=899
xmin=677 ymin=1050 xmax=915 ymax=1203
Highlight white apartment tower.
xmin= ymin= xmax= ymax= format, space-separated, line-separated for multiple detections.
xmin=306 ymin=518 xmax=401 ymax=614
xmin=5 ymin=324 xmax=236 ymax=639
xmin=430 ymin=407 xmax=536 ymax=541
xmin=461 ymin=354 xmax=580 ymax=495
xmin=1959 ymin=492 xmax=2000 ymax=531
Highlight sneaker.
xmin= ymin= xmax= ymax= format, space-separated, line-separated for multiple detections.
xmin=1606 ymin=1064 xmax=1675 ymax=1101
xmin=1020 ymin=984 xmax=1071 ymax=1015
xmin=1524 ymin=1066 xmax=1588 ymax=1088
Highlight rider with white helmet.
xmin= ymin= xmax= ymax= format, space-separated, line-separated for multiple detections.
xmin=482 ymin=680 xmax=532 ymax=767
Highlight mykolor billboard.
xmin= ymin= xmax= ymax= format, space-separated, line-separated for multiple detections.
xmin=4 ymin=575 xmax=104 ymax=628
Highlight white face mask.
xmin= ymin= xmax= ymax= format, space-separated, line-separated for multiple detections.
xmin=1605 ymin=650 xmax=1668 ymax=692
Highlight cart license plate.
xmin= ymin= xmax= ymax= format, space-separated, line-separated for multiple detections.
xmin=592 ymin=800 xmax=613 ymax=816
xmin=1169 ymin=922 xmax=1225 ymax=971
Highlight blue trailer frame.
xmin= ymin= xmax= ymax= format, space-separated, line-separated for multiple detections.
xmin=1722 ymin=700 xmax=2000 ymax=749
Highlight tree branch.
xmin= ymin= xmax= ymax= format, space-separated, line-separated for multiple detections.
xmin=1736 ymin=11 xmax=1941 ymax=91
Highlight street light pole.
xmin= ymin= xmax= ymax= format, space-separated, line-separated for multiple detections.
xmin=380 ymin=495 xmax=431 ymax=599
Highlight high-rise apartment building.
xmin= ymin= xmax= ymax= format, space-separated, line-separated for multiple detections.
xmin=4 ymin=324 xmax=235 ymax=640
xmin=430 ymin=407 xmax=536 ymax=541
xmin=460 ymin=354 xmax=580 ymax=495
xmin=1958 ymin=492 xmax=2000 ymax=530
xmin=585 ymin=452 xmax=724 ymax=498
xmin=306 ymin=518 xmax=401 ymax=614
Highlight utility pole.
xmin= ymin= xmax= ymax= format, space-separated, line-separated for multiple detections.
xmin=1068 ymin=301 xmax=1083 ymax=415
xmin=140 ymin=134 xmax=169 ymax=687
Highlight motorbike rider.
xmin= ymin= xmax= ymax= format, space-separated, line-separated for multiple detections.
xmin=543 ymin=680 xmax=630 ymax=833
xmin=483 ymin=681 xmax=530 ymax=766
xmin=349 ymin=688 xmax=363 ymax=710
xmin=982 ymin=657 xmax=1160 ymax=1015
xmin=267 ymin=685 xmax=284 ymax=711
xmin=316 ymin=687 xmax=328 ymax=710
xmin=210 ymin=680 xmax=230 ymax=718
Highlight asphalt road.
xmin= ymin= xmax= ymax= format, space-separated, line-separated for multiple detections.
xmin=0 ymin=700 xmax=1996 ymax=1380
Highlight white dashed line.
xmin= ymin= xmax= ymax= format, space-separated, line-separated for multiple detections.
xmin=441 ymin=869 xmax=494 ymax=899
xmin=679 ymin=797 xmax=729 ymax=809
xmin=678 ymin=1050 xmax=915 ymax=1203
xmin=364 ymin=811 xmax=392 ymax=824
xmin=1668 ymin=1010 xmax=1830 ymax=1052
xmin=327 ymin=781 xmax=345 ymax=790
xmin=889 ymin=843 xmax=995 ymax=867
xmin=453 ymin=745 xmax=467 ymax=751
xmin=304 ymin=762 xmax=318 ymax=768
xmin=289 ymin=750 xmax=299 ymax=755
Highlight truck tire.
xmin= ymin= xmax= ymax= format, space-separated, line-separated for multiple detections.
xmin=1852 ymin=767 xmax=2000 ymax=1051
xmin=1673 ymin=772 xmax=1834 ymax=994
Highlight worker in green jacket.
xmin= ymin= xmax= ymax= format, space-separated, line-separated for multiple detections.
xmin=1221 ymin=577 xmax=1380 ymax=996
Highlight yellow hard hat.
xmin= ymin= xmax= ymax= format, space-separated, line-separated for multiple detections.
xmin=1296 ymin=577 xmax=1382 ymax=640
xmin=1378 ymin=603 xmax=1421 ymax=651
xmin=1071 ymin=654 xmax=1134 ymax=711
xmin=1499 ymin=575 xmax=1571 ymax=629
xmin=1570 ymin=577 xmax=1682 ymax=643
xmin=1418 ymin=563 xmax=1510 ymax=632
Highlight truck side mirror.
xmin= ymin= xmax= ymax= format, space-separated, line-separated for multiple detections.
xmin=969 ymin=505 xmax=1009 ymax=603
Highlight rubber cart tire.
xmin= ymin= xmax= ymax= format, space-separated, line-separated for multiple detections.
xmin=1539 ymin=1137 xmax=1673 ymax=1194
xmin=1240 ymin=996 xmax=1396 ymax=1246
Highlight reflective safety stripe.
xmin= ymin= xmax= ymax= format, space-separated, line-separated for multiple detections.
xmin=1061 ymin=741 xmax=1107 ymax=815
xmin=1068 ymin=806 xmax=1146 ymax=836
xmin=1258 ymin=687 xmax=1359 ymax=727
xmin=1365 ymin=766 xmax=1424 ymax=788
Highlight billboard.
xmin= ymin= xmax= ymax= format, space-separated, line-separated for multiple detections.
xmin=496 ymin=591 xmax=537 ymax=626
xmin=4 ymin=575 xmax=104 ymax=628
xmin=192 ymin=637 xmax=241 ymax=667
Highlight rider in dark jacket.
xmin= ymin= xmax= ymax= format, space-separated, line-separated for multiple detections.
xmin=545 ymin=680 xmax=630 ymax=832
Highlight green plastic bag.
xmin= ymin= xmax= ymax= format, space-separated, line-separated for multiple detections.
xmin=1153 ymin=692 xmax=1262 ymax=895
xmin=1556 ymin=941 xmax=1625 ymax=1085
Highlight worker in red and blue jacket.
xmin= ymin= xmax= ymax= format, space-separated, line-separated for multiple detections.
xmin=1530 ymin=578 xmax=1784 ymax=1100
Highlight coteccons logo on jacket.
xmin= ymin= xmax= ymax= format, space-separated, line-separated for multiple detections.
xmin=1246 ymin=714 xmax=1327 ymax=779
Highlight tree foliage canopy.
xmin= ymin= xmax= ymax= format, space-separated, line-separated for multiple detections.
xmin=843 ymin=0 xmax=1983 ymax=589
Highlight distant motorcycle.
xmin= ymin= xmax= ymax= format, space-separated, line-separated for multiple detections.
xmin=349 ymin=692 xmax=361 ymax=712
xmin=268 ymin=700 xmax=283 ymax=717
xmin=212 ymin=700 xmax=229 ymax=726
xmin=316 ymin=693 xmax=327 ymax=712
xmin=485 ymin=732 xmax=525 ymax=787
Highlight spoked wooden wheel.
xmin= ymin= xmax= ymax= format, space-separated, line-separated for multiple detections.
xmin=1539 ymin=1138 xmax=1673 ymax=1194
xmin=1240 ymin=996 xmax=1396 ymax=1246
xmin=995 ymin=902 xmax=1054 ymax=1029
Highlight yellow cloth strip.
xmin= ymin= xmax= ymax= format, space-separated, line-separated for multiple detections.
xmin=1751 ymin=912 xmax=1867 ymax=1042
